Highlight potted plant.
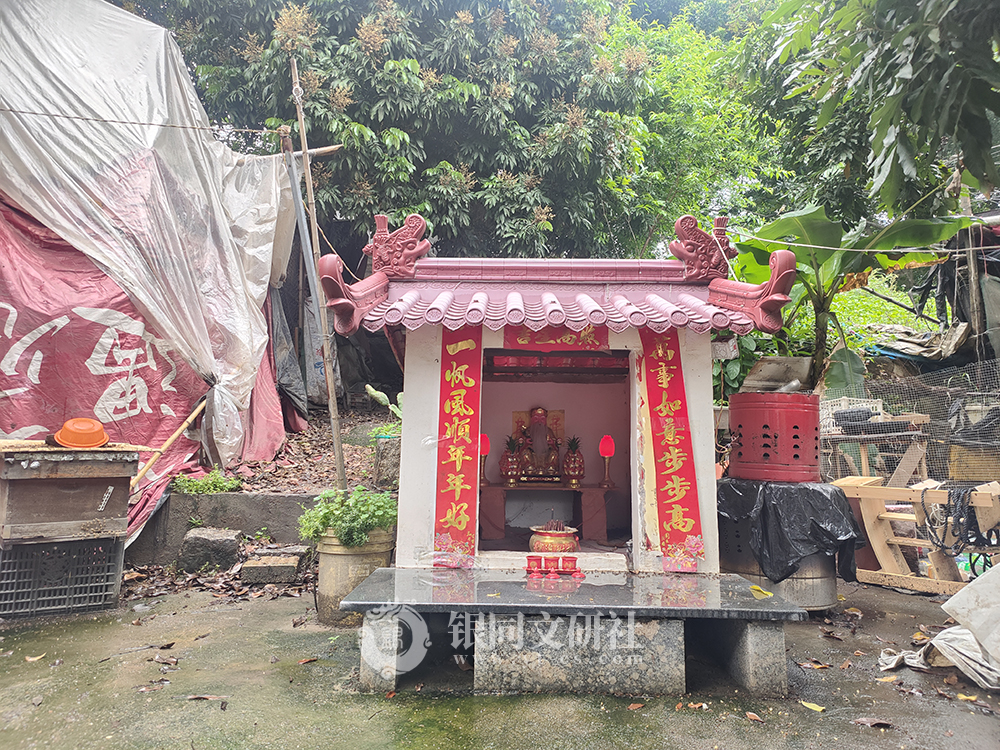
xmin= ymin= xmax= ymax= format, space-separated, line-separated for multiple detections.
xmin=299 ymin=486 xmax=397 ymax=624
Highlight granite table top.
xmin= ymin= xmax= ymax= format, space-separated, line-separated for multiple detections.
xmin=340 ymin=568 xmax=807 ymax=621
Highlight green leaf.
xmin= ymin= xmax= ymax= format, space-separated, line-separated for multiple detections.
xmin=823 ymin=347 xmax=865 ymax=392
xmin=755 ymin=206 xmax=844 ymax=252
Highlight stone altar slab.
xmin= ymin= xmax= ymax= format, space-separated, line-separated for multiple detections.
xmin=342 ymin=568 xmax=806 ymax=696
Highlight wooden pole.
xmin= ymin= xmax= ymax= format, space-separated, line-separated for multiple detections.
xmin=131 ymin=399 xmax=207 ymax=490
xmin=287 ymin=58 xmax=347 ymax=490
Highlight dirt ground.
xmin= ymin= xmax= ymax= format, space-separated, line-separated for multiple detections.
xmin=0 ymin=580 xmax=997 ymax=750
xmin=226 ymin=407 xmax=391 ymax=495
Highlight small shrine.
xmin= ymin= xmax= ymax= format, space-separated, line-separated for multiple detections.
xmin=321 ymin=212 xmax=796 ymax=574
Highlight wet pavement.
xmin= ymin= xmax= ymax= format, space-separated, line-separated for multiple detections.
xmin=1 ymin=580 xmax=997 ymax=749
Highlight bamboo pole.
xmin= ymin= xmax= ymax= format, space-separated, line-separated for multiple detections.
xmin=285 ymin=57 xmax=347 ymax=490
xmin=131 ymin=399 xmax=207 ymax=490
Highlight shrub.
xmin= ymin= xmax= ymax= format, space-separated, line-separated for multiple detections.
xmin=172 ymin=466 xmax=242 ymax=494
xmin=298 ymin=486 xmax=397 ymax=547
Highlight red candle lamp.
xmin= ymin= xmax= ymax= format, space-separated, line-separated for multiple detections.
xmin=599 ymin=434 xmax=615 ymax=489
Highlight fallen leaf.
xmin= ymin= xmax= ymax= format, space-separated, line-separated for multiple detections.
xmin=820 ymin=627 xmax=844 ymax=641
xmin=837 ymin=594 xmax=846 ymax=601
xmin=675 ymin=702 xmax=683 ymax=711
xmin=131 ymin=619 xmax=142 ymax=626
xmin=386 ymin=691 xmax=396 ymax=699
xmin=0 ymin=650 xmax=12 ymax=658
xmin=153 ymin=654 xmax=177 ymax=666
xmin=800 ymin=701 xmax=825 ymax=712
xmin=220 ymin=700 xmax=228 ymax=711
xmin=49 ymin=659 xmax=63 ymax=667
xmin=749 ymin=585 xmax=773 ymax=599
xmin=945 ymin=730 xmax=954 ymax=737
xmin=31 ymin=696 xmax=43 ymax=707
xmin=854 ymin=650 xmax=868 ymax=656
xmin=797 ymin=658 xmax=832 ymax=670
xmin=957 ymin=693 xmax=978 ymax=701
xmin=136 ymin=685 xmax=163 ymax=693
xmin=687 ymin=702 xmax=709 ymax=710
xmin=486 ymin=592 xmax=500 ymax=597
xmin=852 ymin=717 xmax=893 ymax=729
xmin=943 ymin=674 xmax=958 ymax=685
xmin=875 ymin=635 xmax=896 ymax=645
xmin=415 ymin=683 xmax=424 ymax=692
xmin=628 ymin=703 xmax=644 ymax=710
xmin=123 ymin=571 xmax=146 ymax=581
xmin=194 ymin=633 xmax=210 ymax=641
xmin=746 ymin=711 xmax=764 ymax=723
xmin=270 ymin=655 xmax=279 ymax=664
xmin=158 ymin=642 xmax=175 ymax=650
xmin=298 ymin=658 xmax=317 ymax=664
xmin=25 ymin=653 xmax=46 ymax=662
xmin=840 ymin=659 xmax=852 ymax=669
xmin=876 ymin=675 xmax=899 ymax=683
xmin=292 ymin=616 xmax=307 ymax=628
xmin=936 ymin=688 xmax=953 ymax=699
xmin=186 ymin=695 xmax=228 ymax=701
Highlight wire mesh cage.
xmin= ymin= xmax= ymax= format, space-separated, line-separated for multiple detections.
xmin=821 ymin=358 xmax=1000 ymax=483
xmin=0 ymin=537 xmax=124 ymax=617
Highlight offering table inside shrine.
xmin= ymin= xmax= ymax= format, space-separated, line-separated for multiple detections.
xmin=479 ymin=485 xmax=608 ymax=543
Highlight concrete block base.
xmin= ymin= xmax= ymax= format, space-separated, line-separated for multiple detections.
xmin=473 ymin=614 xmax=684 ymax=694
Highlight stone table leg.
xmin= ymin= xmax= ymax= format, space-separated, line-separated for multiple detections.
xmin=700 ymin=619 xmax=788 ymax=697
xmin=359 ymin=611 xmax=400 ymax=692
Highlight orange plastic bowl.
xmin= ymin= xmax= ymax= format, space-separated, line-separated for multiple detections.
xmin=53 ymin=418 xmax=110 ymax=449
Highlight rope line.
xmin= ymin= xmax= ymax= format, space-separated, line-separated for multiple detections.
xmin=0 ymin=106 xmax=275 ymax=135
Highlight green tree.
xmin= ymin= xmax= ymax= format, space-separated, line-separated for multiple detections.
xmin=745 ymin=0 xmax=1000 ymax=218
xmin=117 ymin=0 xmax=777 ymax=258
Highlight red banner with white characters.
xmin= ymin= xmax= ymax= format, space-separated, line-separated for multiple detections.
xmin=638 ymin=328 xmax=703 ymax=572
xmin=433 ymin=326 xmax=483 ymax=566
xmin=503 ymin=324 xmax=608 ymax=352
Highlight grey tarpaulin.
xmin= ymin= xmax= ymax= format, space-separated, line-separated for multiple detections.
xmin=716 ymin=477 xmax=863 ymax=583
xmin=269 ymin=287 xmax=308 ymax=417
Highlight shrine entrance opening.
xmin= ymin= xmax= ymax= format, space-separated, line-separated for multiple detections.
xmin=477 ymin=347 xmax=632 ymax=562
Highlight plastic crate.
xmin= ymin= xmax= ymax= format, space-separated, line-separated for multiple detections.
xmin=0 ymin=538 xmax=123 ymax=617
xmin=819 ymin=397 xmax=883 ymax=433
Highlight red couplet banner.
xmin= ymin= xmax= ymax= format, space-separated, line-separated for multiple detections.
xmin=638 ymin=328 xmax=704 ymax=572
xmin=433 ymin=326 xmax=483 ymax=566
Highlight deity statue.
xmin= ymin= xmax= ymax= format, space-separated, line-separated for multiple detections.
xmin=519 ymin=407 xmax=562 ymax=478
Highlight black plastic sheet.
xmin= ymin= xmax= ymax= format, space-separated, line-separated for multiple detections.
xmin=717 ymin=477 xmax=864 ymax=584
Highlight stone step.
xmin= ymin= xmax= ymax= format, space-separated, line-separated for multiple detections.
xmin=240 ymin=556 xmax=301 ymax=584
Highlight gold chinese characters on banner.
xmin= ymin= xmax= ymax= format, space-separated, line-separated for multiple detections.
xmin=638 ymin=328 xmax=703 ymax=572
xmin=434 ymin=327 xmax=483 ymax=566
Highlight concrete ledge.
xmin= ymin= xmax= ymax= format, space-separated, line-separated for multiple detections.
xmin=126 ymin=491 xmax=315 ymax=566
